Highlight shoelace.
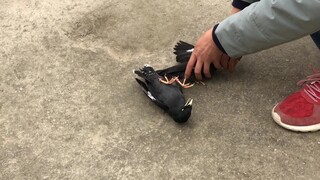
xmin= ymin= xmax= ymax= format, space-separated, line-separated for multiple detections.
xmin=297 ymin=72 xmax=320 ymax=102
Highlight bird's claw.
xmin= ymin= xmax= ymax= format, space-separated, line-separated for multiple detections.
xmin=159 ymin=75 xmax=176 ymax=85
xmin=195 ymin=81 xmax=205 ymax=85
xmin=176 ymin=77 xmax=194 ymax=89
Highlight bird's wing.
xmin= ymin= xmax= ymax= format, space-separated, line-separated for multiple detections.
xmin=148 ymin=82 xmax=185 ymax=110
xmin=135 ymin=78 xmax=169 ymax=110
xmin=156 ymin=62 xmax=187 ymax=79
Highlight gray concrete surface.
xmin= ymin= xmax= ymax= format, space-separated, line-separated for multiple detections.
xmin=1 ymin=0 xmax=320 ymax=179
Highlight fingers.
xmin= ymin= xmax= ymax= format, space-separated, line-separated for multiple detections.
xmin=203 ymin=62 xmax=211 ymax=78
xmin=194 ymin=58 xmax=203 ymax=80
xmin=230 ymin=7 xmax=241 ymax=14
xmin=212 ymin=54 xmax=222 ymax=70
xmin=228 ymin=59 xmax=236 ymax=72
xmin=227 ymin=57 xmax=241 ymax=72
xmin=220 ymin=54 xmax=230 ymax=69
xmin=218 ymin=53 xmax=241 ymax=72
xmin=185 ymin=52 xmax=197 ymax=79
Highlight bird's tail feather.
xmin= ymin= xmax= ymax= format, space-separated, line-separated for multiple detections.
xmin=174 ymin=41 xmax=194 ymax=63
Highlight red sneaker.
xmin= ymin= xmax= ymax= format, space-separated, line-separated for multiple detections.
xmin=272 ymin=72 xmax=320 ymax=132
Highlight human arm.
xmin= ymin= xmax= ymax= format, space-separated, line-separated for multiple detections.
xmin=186 ymin=0 xmax=320 ymax=80
xmin=216 ymin=0 xmax=320 ymax=57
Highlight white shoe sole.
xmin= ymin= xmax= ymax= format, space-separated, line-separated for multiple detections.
xmin=272 ymin=104 xmax=320 ymax=132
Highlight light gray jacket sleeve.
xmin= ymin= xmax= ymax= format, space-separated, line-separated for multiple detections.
xmin=216 ymin=0 xmax=320 ymax=57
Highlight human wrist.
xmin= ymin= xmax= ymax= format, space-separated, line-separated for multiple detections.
xmin=231 ymin=7 xmax=241 ymax=14
xmin=212 ymin=24 xmax=227 ymax=55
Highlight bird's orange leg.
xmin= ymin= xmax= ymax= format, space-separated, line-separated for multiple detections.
xmin=159 ymin=75 xmax=176 ymax=85
xmin=175 ymin=77 xmax=194 ymax=88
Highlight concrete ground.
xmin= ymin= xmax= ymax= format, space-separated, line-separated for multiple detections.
xmin=1 ymin=0 xmax=320 ymax=179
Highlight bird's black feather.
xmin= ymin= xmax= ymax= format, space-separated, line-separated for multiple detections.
xmin=135 ymin=77 xmax=169 ymax=111
xmin=174 ymin=41 xmax=194 ymax=52
xmin=156 ymin=62 xmax=187 ymax=79
xmin=174 ymin=41 xmax=194 ymax=63
xmin=134 ymin=78 xmax=149 ymax=94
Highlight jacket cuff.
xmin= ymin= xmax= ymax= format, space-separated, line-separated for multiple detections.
xmin=212 ymin=24 xmax=227 ymax=55
xmin=232 ymin=0 xmax=251 ymax=10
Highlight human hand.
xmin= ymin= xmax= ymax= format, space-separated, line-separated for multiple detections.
xmin=230 ymin=7 xmax=241 ymax=14
xmin=185 ymin=28 xmax=240 ymax=81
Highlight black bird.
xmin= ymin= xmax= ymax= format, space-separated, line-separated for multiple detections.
xmin=157 ymin=41 xmax=217 ymax=85
xmin=134 ymin=65 xmax=193 ymax=123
